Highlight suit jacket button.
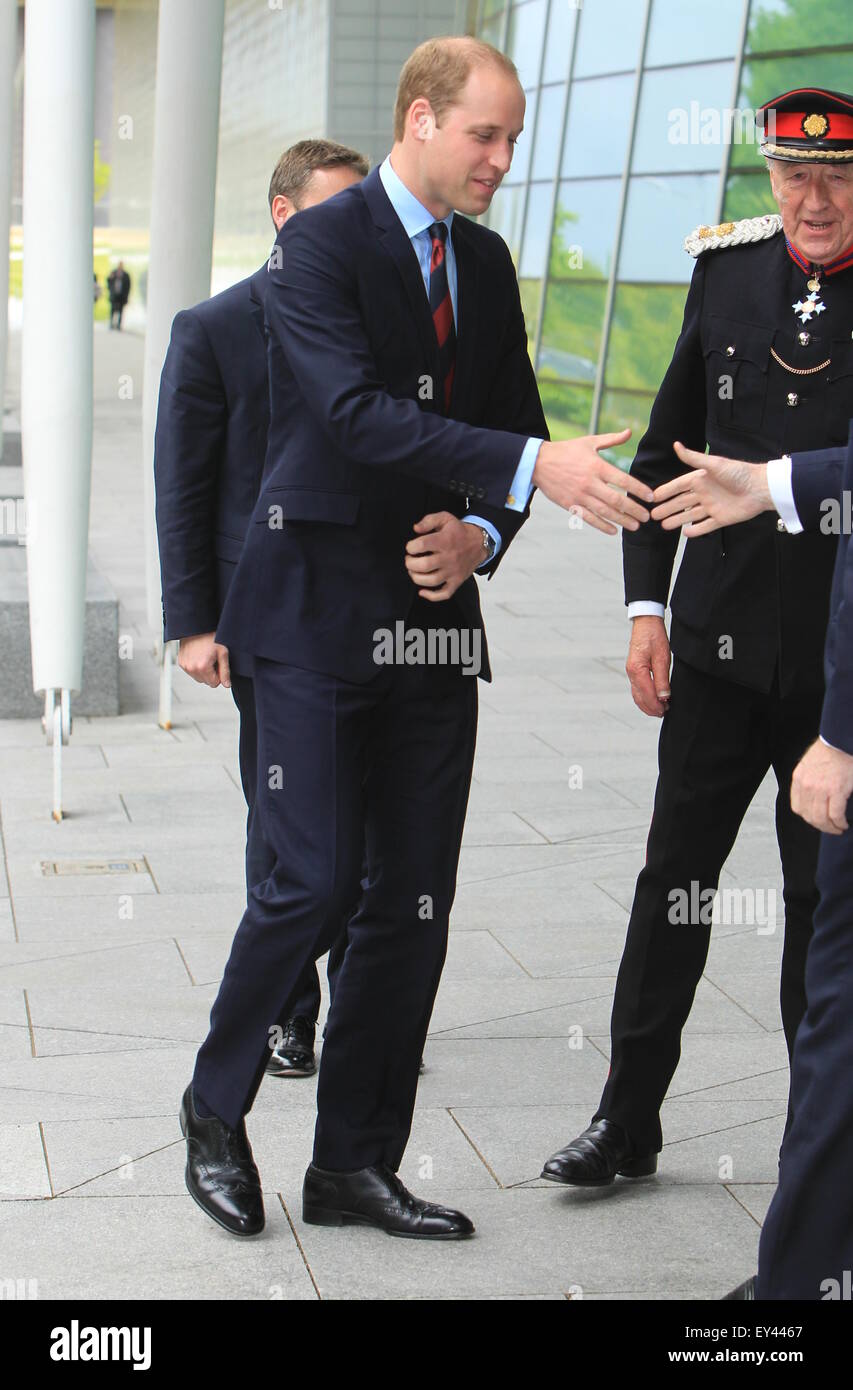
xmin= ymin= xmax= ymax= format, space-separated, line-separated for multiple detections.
xmin=449 ymin=479 xmax=458 ymax=491
xmin=786 ymin=392 xmax=798 ymax=407
xmin=477 ymin=487 xmax=486 ymax=499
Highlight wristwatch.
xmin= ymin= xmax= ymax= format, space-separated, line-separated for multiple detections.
xmin=477 ymin=526 xmax=496 ymax=564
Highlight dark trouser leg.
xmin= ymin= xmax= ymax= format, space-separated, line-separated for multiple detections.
xmin=313 ymin=659 xmax=477 ymax=1172
xmin=594 ymin=660 xmax=771 ymax=1154
xmin=230 ymin=671 xmax=321 ymax=1024
xmin=770 ymin=690 xmax=823 ymax=1064
xmin=757 ymin=821 xmax=853 ymax=1299
xmin=193 ymin=660 xmax=370 ymax=1127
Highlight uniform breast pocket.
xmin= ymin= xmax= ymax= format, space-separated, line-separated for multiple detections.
xmin=704 ymin=316 xmax=774 ymax=433
xmin=826 ymin=341 xmax=853 ymax=445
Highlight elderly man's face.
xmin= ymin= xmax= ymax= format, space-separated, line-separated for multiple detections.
xmin=768 ymin=160 xmax=853 ymax=264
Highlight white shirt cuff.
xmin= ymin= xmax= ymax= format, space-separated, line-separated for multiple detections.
xmin=766 ymin=455 xmax=804 ymax=535
xmin=820 ymin=734 xmax=844 ymax=753
xmin=627 ymin=601 xmax=666 ymax=619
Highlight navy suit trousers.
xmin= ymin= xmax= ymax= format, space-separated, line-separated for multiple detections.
xmin=757 ymin=817 xmax=853 ymax=1298
xmin=194 ymin=635 xmax=477 ymax=1170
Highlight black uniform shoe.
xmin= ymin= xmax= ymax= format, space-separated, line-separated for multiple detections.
xmin=302 ymin=1162 xmax=475 ymax=1239
xmin=266 ymin=1016 xmax=316 ymax=1077
xmin=179 ymin=1084 xmax=264 ymax=1236
xmin=723 ymin=1276 xmax=757 ymax=1300
xmin=541 ymin=1118 xmax=658 ymax=1187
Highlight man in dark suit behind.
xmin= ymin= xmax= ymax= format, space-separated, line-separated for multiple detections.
xmin=180 ymin=35 xmax=651 ymax=1242
xmin=154 ymin=140 xmax=369 ymax=1080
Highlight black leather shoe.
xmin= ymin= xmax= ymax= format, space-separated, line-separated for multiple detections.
xmin=723 ymin=1276 xmax=757 ymax=1300
xmin=179 ymin=1084 xmax=264 ymax=1236
xmin=302 ymin=1162 xmax=474 ymax=1239
xmin=266 ymin=1016 xmax=316 ymax=1077
xmin=541 ymin=1118 xmax=657 ymax=1187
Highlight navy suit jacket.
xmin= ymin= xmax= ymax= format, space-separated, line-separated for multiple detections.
xmin=154 ymin=263 xmax=271 ymax=674
xmin=216 ymin=166 xmax=547 ymax=683
xmin=791 ymin=422 xmax=853 ymax=752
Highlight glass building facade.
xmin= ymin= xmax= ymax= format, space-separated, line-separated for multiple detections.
xmin=476 ymin=0 xmax=853 ymax=458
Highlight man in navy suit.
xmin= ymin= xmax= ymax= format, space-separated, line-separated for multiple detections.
xmin=154 ymin=141 xmax=370 ymax=1080
xmin=647 ymin=420 xmax=853 ymax=1298
xmin=179 ymin=35 xmax=652 ymax=1242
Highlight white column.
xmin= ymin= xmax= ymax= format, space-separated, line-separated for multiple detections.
xmin=0 ymin=0 xmax=19 ymax=458
xmin=21 ymin=0 xmax=95 ymax=695
xmin=142 ymin=0 xmax=225 ymax=636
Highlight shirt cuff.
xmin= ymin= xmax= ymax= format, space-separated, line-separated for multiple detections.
xmin=505 ymin=438 xmax=541 ymax=512
xmin=819 ymin=734 xmax=844 ymax=753
xmin=463 ymin=515 xmax=501 ymax=569
xmin=767 ymin=455 xmax=804 ymax=535
xmin=627 ymin=601 xmax=666 ymax=619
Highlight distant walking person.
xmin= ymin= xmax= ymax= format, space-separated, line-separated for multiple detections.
xmin=107 ymin=261 xmax=131 ymax=329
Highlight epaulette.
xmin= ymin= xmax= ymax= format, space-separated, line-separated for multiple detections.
xmin=684 ymin=213 xmax=783 ymax=258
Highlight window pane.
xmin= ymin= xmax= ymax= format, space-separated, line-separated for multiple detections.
xmin=645 ymin=0 xmax=743 ymax=66
xmin=618 ymin=173 xmax=718 ymax=281
xmin=551 ymin=177 xmax=622 ymax=280
xmin=605 ymin=283 xmax=691 ymax=393
xmin=632 ymin=62 xmax=736 ymax=174
xmin=542 ymin=0 xmax=579 ymax=83
xmin=532 ymin=83 xmax=566 ymax=180
xmin=573 ymin=0 xmax=645 ymax=77
xmin=597 ymin=389 xmax=657 ymax=462
xmin=484 ymin=183 xmax=526 ymax=264
xmin=520 ymin=182 xmax=554 ymax=278
xmin=747 ymin=0 xmax=853 ymax=53
xmin=539 ymin=380 xmax=594 ymax=440
xmin=539 ymin=280 xmax=608 ymax=383
xmin=519 ymin=276 xmax=542 ymax=348
xmin=507 ymin=0 xmax=548 ymax=88
xmin=561 ymin=74 xmax=634 ymax=177
xmin=722 ymin=170 xmax=778 ymax=221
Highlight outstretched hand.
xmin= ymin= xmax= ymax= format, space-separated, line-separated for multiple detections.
xmin=651 ymin=442 xmax=773 ymax=536
xmin=532 ymin=429 xmax=653 ymax=534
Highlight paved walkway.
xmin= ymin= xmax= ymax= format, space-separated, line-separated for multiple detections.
xmin=0 ymin=325 xmax=784 ymax=1299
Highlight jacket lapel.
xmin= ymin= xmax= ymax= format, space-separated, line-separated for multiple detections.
xmin=359 ymin=167 xmax=441 ymax=405
xmin=448 ymin=215 xmax=478 ymax=418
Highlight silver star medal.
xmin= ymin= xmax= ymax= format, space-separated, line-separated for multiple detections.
xmin=792 ymin=288 xmax=826 ymax=324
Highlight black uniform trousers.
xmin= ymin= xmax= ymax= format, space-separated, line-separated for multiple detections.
xmin=194 ymin=626 xmax=477 ymax=1170
xmin=594 ymin=657 xmax=822 ymax=1154
xmin=757 ymin=818 xmax=853 ymax=1299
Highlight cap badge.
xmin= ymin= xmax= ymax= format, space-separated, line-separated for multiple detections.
xmin=802 ymin=112 xmax=829 ymax=138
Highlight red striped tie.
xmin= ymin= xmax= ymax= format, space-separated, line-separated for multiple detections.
xmin=428 ymin=221 xmax=456 ymax=411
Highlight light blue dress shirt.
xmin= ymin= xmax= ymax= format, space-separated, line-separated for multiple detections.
xmin=378 ymin=157 xmax=540 ymax=565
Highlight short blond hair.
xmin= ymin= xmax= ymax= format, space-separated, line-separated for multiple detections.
xmin=393 ymin=36 xmax=519 ymax=142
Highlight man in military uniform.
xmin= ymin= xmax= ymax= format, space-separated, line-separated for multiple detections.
xmin=541 ymin=88 xmax=853 ymax=1188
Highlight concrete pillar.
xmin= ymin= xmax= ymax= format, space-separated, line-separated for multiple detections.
xmin=20 ymin=0 xmax=95 ymax=695
xmin=142 ymin=0 xmax=225 ymax=636
xmin=0 ymin=0 xmax=18 ymax=458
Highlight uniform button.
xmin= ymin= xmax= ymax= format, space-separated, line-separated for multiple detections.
xmin=777 ymin=518 xmax=787 ymax=532
xmin=798 ymin=331 xmax=810 ymax=346
xmin=725 ymin=344 xmax=736 ymax=357
xmin=786 ymin=392 xmax=799 ymax=407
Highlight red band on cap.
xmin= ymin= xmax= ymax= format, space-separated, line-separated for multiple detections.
xmin=766 ymin=111 xmax=853 ymax=140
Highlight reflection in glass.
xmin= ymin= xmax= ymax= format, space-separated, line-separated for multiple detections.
xmin=542 ymin=0 xmax=578 ymax=84
xmin=573 ymin=0 xmax=644 ymax=78
xmin=510 ymin=88 xmax=539 ymax=183
xmin=520 ymin=183 xmax=555 ymax=278
xmin=619 ymin=173 xmax=719 ymax=282
xmin=507 ymin=0 xmax=548 ymax=89
xmin=731 ymin=53 xmax=853 ymax=169
xmin=598 ymin=389 xmax=658 ymax=462
xmin=723 ymin=172 xmax=778 ymax=221
xmin=746 ymin=0 xmax=853 ymax=54
xmin=539 ymin=281 xmax=608 ymax=384
xmin=551 ymin=178 xmax=622 ymax=280
xmin=605 ymin=283 xmax=693 ymax=393
xmin=485 ymin=183 xmax=526 ymax=263
xmin=632 ymin=62 xmax=736 ymax=174
xmin=561 ymin=74 xmax=634 ymax=178
xmin=645 ymin=0 xmax=743 ymax=66
xmin=538 ymin=380 xmax=594 ymax=441
xmin=532 ymin=84 xmax=567 ymax=181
